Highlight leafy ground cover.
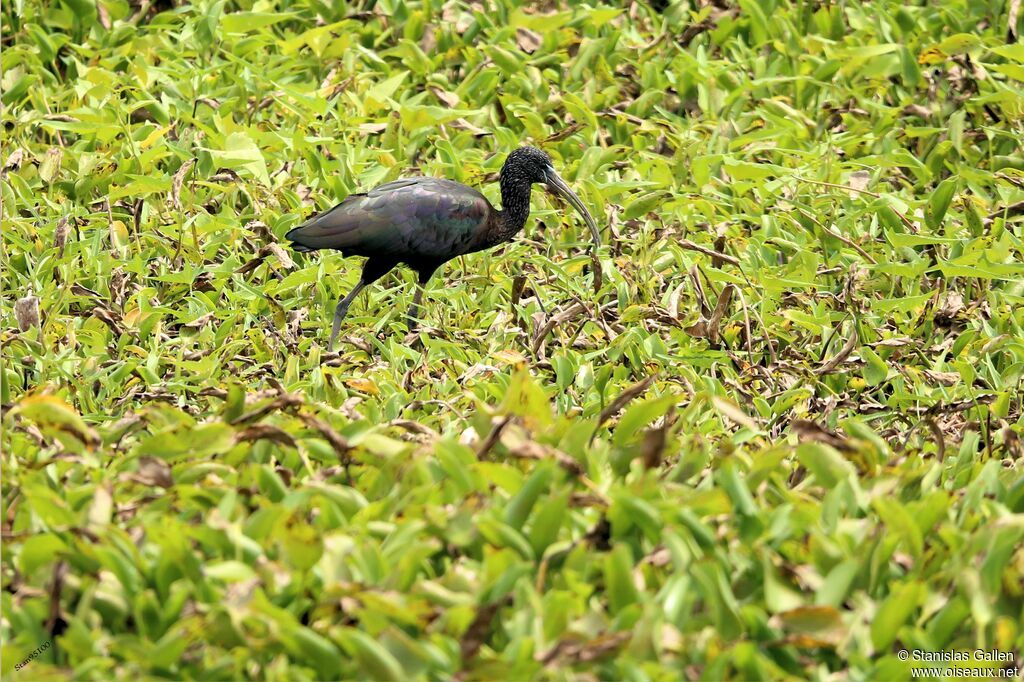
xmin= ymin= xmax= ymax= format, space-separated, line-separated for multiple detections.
xmin=3 ymin=0 xmax=1024 ymax=679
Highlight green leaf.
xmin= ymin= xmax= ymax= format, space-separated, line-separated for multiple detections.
xmin=220 ymin=12 xmax=297 ymax=34
xmin=365 ymin=72 xmax=408 ymax=111
xmin=196 ymin=0 xmax=224 ymax=49
xmin=277 ymin=515 xmax=324 ymax=570
xmin=335 ymin=628 xmax=404 ymax=681
xmin=477 ymin=517 xmax=535 ymax=560
xmin=612 ymin=392 xmax=677 ymax=446
xmin=204 ymin=560 xmax=257 ymax=581
xmin=816 ymin=559 xmax=860 ymax=607
xmin=873 ymin=497 xmax=923 ymax=559
xmin=925 ymin=177 xmax=957 ymax=230
xmin=796 ymin=443 xmax=855 ymax=487
xmin=135 ymin=423 xmax=234 ymax=460
xmin=764 ymin=556 xmax=804 ymax=613
xmin=504 ymin=464 xmax=553 ymax=529
xmin=860 ymin=347 xmax=888 ymax=386
xmin=277 ymin=625 xmax=341 ymax=678
xmin=870 ymin=581 xmax=923 ymax=651
xmin=603 ymin=545 xmax=639 ymax=615
xmin=718 ymin=460 xmax=757 ymax=516
xmin=990 ymin=43 xmax=1024 ymax=61
xmin=722 ymin=158 xmax=786 ymax=181
xmin=18 ymin=534 xmax=68 ymax=575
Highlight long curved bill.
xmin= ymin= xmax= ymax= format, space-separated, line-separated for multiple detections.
xmin=545 ymin=172 xmax=601 ymax=247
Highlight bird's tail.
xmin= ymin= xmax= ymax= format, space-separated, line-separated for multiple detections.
xmin=285 ymin=200 xmax=360 ymax=252
xmin=285 ymin=225 xmax=317 ymax=252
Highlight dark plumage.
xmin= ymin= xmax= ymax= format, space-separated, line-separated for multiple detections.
xmin=286 ymin=146 xmax=600 ymax=350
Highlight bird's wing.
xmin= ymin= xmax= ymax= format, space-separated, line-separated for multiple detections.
xmin=286 ymin=177 xmax=490 ymax=261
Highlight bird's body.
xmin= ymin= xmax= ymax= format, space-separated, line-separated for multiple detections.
xmin=292 ymin=178 xmax=493 ymax=266
xmin=286 ymin=147 xmax=599 ymax=350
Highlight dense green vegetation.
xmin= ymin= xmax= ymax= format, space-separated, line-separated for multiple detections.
xmin=3 ymin=0 xmax=1024 ymax=679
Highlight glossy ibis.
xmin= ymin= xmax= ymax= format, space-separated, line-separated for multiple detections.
xmin=286 ymin=146 xmax=601 ymax=351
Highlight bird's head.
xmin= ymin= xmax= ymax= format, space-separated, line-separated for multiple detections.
xmin=502 ymin=146 xmax=601 ymax=246
xmin=502 ymin=146 xmax=555 ymax=185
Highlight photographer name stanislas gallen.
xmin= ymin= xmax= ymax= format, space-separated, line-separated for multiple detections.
xmin=910 ymin=649 xmax=1014 ymax=663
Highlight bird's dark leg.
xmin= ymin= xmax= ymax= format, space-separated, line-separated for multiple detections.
xmin=328 ymin=258 xmax=396 ymax=351
xmin=407 ymin=287 xmax=424 ymax=331
xmin=328 ymin=282 xmax=364 ymax=352
xmin=406 ymin=267 xmax=437 ymax=331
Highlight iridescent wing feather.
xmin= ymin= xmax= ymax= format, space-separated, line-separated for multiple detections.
xmin=286 ymin=178 xmax=491 ymax=263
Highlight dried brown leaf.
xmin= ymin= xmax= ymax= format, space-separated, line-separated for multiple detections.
xmin=544 ymin=122 xmax=584 ymax=143
xmin=92 ymin=307 xmax=125 ymax=336
xmin=97 ymin=1 xmax=111 ymax=28
xmin=707 ymin=284 xmax=735 ymax=346
xmin=934 ymin=291 xmax=964 ymax=326
xmin=299 ymin=413 xmax=353 ymax=462
xmin=171 ymin=158 xmax=195 ymax=210
xmin=209 ymin=169 xmax=241 ymax=183
xmin=15 ymin=295 xmax=40 ymax=331
xmin=460 ymin=595 xmax=512 ymax=662
xmin=639 ymin=407 xmax=674 ymax=470
xmin=816 ymin=327 xmax=858 ymax=375
xmin=847 ymin=170 xmax=870 ymax=196
xmin=678 ymin=238 xmax=740 ymax=265
xmin=710 ymin=395 xmax=759 ymax=430
xmin=53 ymin=216 xmax=71 ymax=256
xmin=182 ymin=312 xmax=216 ymax=330
xmin=538 ymin=631 xmax=631 ymax=666
xmin=449 ymin=118 xmax=490 ymax=136
xmin=387 ymin=419 xmax=440 ymax=440
xmin=235 ymin=424 xmax=297 ymax=448
xmin=597 ymin=373 xmax=658 ymax=427
xmin=4 ymin=148 xmax=25 ymax=173
xmin=515 ymin=27 xmax=542 ymax=53
xmin=507 ymin=438 xmax=585 ymax=476
xmin=266 ymin=243 xmax=295 ymax=269
xmin=532 ymin=302 xmax=588 ymax=355
xmin=792 ymin=419 xmax=854 ymax=452
xmin=902 ymin=104 xmax=931 ymax=119
xmin=428 ymin=86 xmax=460 ymax=109
xmin=231 ymin=394 xmax=304 ymax=425
xmin=135 ymin=456 xmax=173 ymax=488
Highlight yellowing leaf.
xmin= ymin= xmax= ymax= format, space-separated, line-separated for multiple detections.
xmin=493 ymin=349 xmax=527 ymax=365
xmin=399 ymin=105 xmax=479 ymax=132
xmin=39 ymin=147 xmax=62 ymax=183
xmin=14 ymin=395 xmax=100 ymax=446
xmin=204 ymin=132 xmax=270 ymax=186
xmin=509 ymin=8 xmax=573 ymax=30
xmin=501 ymin=369 xmax=552 ymax=431
xmin=108 ymin=175 xmax=171 ymax=200
xmin=345 ymin=377 xmax=379 ymax=395
xmin=364 ymin=72 xmax=408 ymax=112
xmin=710 ymin=395 xmax=759 ymax=431
xmin=220 ymin=11 xmax=297 ymax=34
xmin=140 ymin=125 xmax=171 ymax=149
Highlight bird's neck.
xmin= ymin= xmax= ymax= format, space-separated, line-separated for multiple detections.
xmin=490 ymin=175 xmax=532 ymax=245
